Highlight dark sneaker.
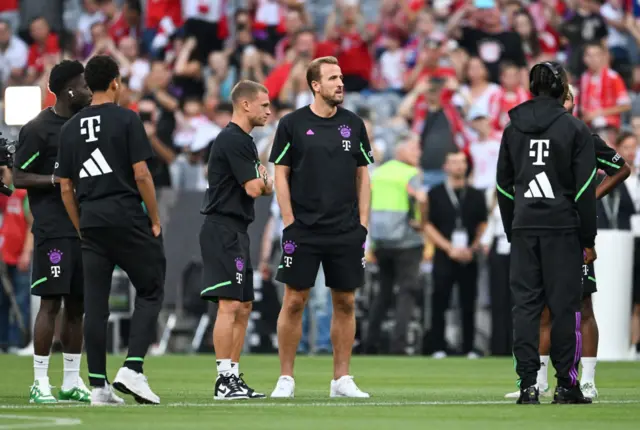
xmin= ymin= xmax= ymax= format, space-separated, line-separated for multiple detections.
xmin=214 ymin=374 xmax=250 ymax=400
xmin=552 ymin=386 xmax=593 ymax=404
xmin=516 ymin=385 xmax=540 ymax=404
xmin=238 ymin=373 xmax=266 ymax=399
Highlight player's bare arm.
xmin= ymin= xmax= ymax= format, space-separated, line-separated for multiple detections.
xmin=133 ymin=160 xmax=162 ymax=237
xmin=356 ymin=166 xmax=370 ymax=229
xmin=12 ymin=169 xmax=59 ymax=189
xmin=274 ymin=165 xmax=294 ymax=227
xmin=59 ymin=177 xmax=81 ymax=236
xmin=595 ymin=162 xmax=631 ymax=199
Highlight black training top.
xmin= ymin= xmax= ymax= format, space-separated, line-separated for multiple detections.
xmin=200 ymin=122 xmax=261 ymax=230
xmin=269 ymin=106 xmax=374 ymax=233
xmin=14 ymin=108 xmax=77 ymax=241
xmin=496 ymin=96 xmax=597 ymax=248
xmin=56 ymin=103 xmax=153 ymax=229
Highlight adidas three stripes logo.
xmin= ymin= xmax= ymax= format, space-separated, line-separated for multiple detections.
xmin=524 ymin=172 xmax=555 ymax=199
xmin=79 ymin=149 xmax=112 ymax=178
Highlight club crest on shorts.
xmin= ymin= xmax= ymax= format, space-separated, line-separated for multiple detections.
xmin=48 ymin=249 xmax=63 ymax=264
xmin=283 ymin=240 xmax=297 ymax=255
xmin=48 ymin=249 xmax=63 ymax=278
xmin=235 ymin=257 xmax=244 ymax=272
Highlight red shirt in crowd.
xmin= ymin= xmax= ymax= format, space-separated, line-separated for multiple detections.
xmin=579 ymin=68 xmax=630 ymax=129
xmin=0 ymin=0 xmax=17 ymax=12
xmin=146 ymin=0 xmax=184 ymax=30
xmin=331 ymin=30 xmax=373 ymax=82
xmin=27 ymin=33 xmax=60 ymax=75
xmin=0 ymin=189 xmax=29 ymax=266
xmin=109 ymin=13 xmax=142 ymax=44
xmin=489 ymin=87 xmax=530 ymax=131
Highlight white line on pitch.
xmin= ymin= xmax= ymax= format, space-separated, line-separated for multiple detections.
xmin=0 ymin=399 xmax=639 ymax=409
xmin=0 ymin=415 xmax=81 ymax=429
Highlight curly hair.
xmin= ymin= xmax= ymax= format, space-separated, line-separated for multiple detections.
xmin=48 ymin=60 xmax=85 ymax=96
xmin=84 ymin=55 xmax=120 ymax=93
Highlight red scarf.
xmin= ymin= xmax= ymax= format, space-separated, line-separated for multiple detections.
xmin=490 ymin=87 xmax=530 ymax=131
xmin=579 ymin=69 xmax=614 ymax=117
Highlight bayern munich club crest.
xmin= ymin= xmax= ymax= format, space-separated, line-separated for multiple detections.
xmin=339 ymin=125 xmax=351 ymax=138
xmin=283 ymin=240 xmax=297 ymax=255
xmin=235 ymin=257 xmax=244 ymax=272
xmin=48 ymin=249 xmax=63 ymax=264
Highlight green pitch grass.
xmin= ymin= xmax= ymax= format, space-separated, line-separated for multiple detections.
xmin=1 ymin=355 xmax=639 ymax=429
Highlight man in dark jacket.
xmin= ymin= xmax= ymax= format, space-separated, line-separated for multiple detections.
xmin=496 ymin=62 xmax=596 ymax=405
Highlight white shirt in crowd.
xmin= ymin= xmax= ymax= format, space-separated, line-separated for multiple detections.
xmin=183 ymin=0 xmax=223 ymax=23
xmin=600 ymin=2 xmax=626 ymax=49
xmin=469 ymin=136 xmax=501 ymax=191
xmin=0 ymin=35 xmax=28 ymax=85
xmin=76 ymin=10 xmax=105 ymax=46
xmin=379 ymin=49 xmax=405 ymax=90
xmin=121 ymin=59 xmax=150 ymax=92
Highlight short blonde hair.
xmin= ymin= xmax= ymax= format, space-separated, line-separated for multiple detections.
xmin=230 ymin=80 xmax=268 ymax=105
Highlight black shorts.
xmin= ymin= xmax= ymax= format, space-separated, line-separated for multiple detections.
xmin=81 ymin=224 xmax=166 ymax=300
xmin=31 ymin=237 xmax=83 ymax=298
xmin=199 ymin=220 xmax=254 ymax=303
xmin=275 ymin=223 xmax=367 ymax=291
xmin=582 ymin=262 xmax=597 ymax=297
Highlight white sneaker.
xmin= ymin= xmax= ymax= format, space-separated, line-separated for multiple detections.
xmin=432 ymin=351 xmax=447 ymax=359
xmin=91 ymin=384 xmax=125 ymax=406
xmin=29 ymin=378 xmax=57 ymax=404
xmin=581 ymin=382 xmax=598 ymax=399
xmin=270 ymin=376 xmax=295 ymax=398
xmin=505 ymin=384 xmax=550 ymax=399
xmin=467 ymin=352 xmax=480 ymax=360
xmin=330 ymin=375 xmax=370 ymax=398
xmin=113 ymin=367 xmax=160 ymax=405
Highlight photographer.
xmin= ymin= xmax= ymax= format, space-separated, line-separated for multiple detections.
xmin=0 ymin=167 xmax=32 ymax=353
xmin=137 ymin=97 xmax=176 ymax=189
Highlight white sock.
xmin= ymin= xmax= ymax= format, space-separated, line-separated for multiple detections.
xmin=581 ymin=357 xmax=597 ymax=384
xmin=537 ymin=355 xmax=550 ymax=388
xmin=216 ymin=359 xmax=232 ymax=376
xmin=62 ymin=353 xmax=82 ymax=391
xmin=34 ymin=355 xmax=50 ymax=381
xmin=231 ymin=362 xmax=239 ymax=377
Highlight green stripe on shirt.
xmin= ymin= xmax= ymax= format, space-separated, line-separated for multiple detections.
xmin=274 ymin=143 xmax=291 ymax=164
xmin=20 ymin=152 xmax=40 ymax=169
xmin=575 ymin=168 xmax=597 ymax=202
xmin=496 ymin=184 xmax=514 ymax=200
xmin=360 ymin=142 xmax=372 ymax=164
xmin=596 ymin=158 xmax=620 ymax=170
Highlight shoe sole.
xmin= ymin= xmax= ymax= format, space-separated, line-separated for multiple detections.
xmin=552 ymin=399 xmax=593 ymax=404
xmin=113 ymin=381 xmax=159 ymax=405
xmin=214 ymin=395 xmax=251 ymax=400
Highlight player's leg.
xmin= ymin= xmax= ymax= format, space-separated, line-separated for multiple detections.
xmin=271 ymin=224 xmax=319 ymax=398
xmin=323 ymin=226 xmax=369 ymax=398
xmin=580 ymin=294 xmax=598 ymax=398
xmin=510 ymin=234 xmax=544 ymax=404
xmin=541 ymin=234 xmax=591 ymax=404
xmin=537 ymin=306 xmax=551 ymax=392
xmin=81 ymin=230 xmax=123 ymax=406
xmin=58 ymin=239 xmax=91 ymax=403
xmin=111 ymin=225 xmax=165 ymax=404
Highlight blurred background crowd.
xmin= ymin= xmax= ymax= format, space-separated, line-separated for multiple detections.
xmin=1 ymin=0 xmax=640 ymax=359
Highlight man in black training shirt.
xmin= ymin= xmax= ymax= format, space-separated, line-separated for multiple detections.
xmin=199 ymin=80 xmax=273 ymax=400
xmin=13 ymin=60 xmax=93 ymax=405
xmin=56 ymin=55 xmax=165 ymax=406
xmin=504 ymin=85 xmax=631 ymax=400
xmin=497 ymin=61 xmax=596 ymax=405
xmin=269 ymin=56 xmax=373 ymax=398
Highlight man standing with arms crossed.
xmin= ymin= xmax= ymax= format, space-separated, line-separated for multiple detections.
xmin=497 ymin=61 xmax=596 ymax=405
xmin=504 ymin=85 xmax=631 ymax=400
xmin=13 ymin=60 xmax=93 ymax=404
xmin=57 ymin=55 xmax=165 ymax=405
xmin=269 ymin=56 xmax=373 ymax=398
xmin=199 ymin=80 xmax=273 ymax=400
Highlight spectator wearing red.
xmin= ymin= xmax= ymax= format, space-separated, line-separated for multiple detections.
xmin=489 ymin=62 xmax=530 ymax=132
xmin=107 ymin=0 xmax=143 ymax=45
xmin=0 ymin=0 xmax=18 ymax=32
xmin=403 ymin=35 xmax=456 ymax=91
xmin=0 ymin=168 xmax=33 ymax=351
xmin=25 ymin=17 xmax=60 ymax=84
xmin=273 ymin=7 xmax=306 ymax=63
xmin=144 ymin=0 xmax=183 ymax=56
xmin=579 ymin=41 xmax=631 ymax=131
xmin=324 ymin=1 xmax=374 ymax=91
xmin=512 ymin=9 xmax=559 ymax=66
xmin=183 ymin=0 xmax=230 ymax=63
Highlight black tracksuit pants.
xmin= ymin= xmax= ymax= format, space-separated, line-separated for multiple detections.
xmin=510 ymin=231 xmax=583 ymax=389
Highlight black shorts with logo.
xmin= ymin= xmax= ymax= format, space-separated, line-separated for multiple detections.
xmin=582 ymin=262 xmax=596 ymax=297
xmin=276 ymin=223 xmax=367 ymax=291
xmin=31 ymin=237 xmax=83 ymax=297
xmin=199 ymin=219 xmax=254 ymax=303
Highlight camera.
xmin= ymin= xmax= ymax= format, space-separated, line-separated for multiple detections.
xmin=0 ymin=132 xmax=17 ymax=196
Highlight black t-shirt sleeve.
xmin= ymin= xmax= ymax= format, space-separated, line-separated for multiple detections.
xmin=127 ymin=111 xmax=154 ymax=165
xmin=593 ymin=134 xmax=625 ymax=176
xmin=355 ymin=119 xmax=374 ymax=166
xmin=226 ymin=139 xmax=260 ymax=185
xmin=269 ymin=116 xmax=292 ymax=166
xmin=14 ymin=123 xmax=44 ymax=172
xmin=56 ymin=123 xmax=74 ymax=179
